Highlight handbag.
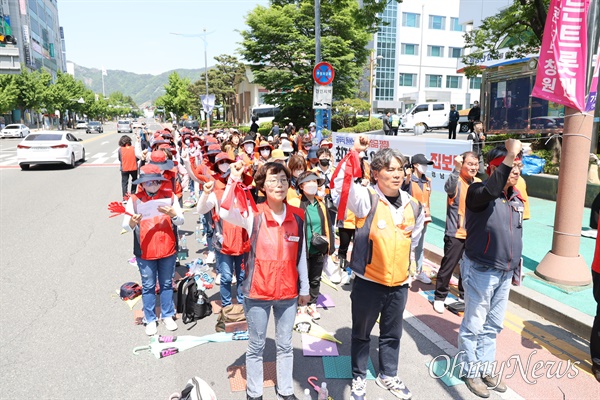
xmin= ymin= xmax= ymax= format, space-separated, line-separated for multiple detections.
xmin=306 ymin=206 xmax=329 ymax=255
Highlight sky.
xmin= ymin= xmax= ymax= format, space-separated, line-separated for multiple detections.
xmin=58 ymin=0 xmax=270 ymax=75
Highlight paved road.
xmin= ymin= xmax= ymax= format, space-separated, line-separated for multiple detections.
xmin=1 ymin=121 xmax=598 ymax=399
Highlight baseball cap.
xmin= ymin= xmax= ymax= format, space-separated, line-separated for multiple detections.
xmin=411 ymin=154 xmax=434 ymax=165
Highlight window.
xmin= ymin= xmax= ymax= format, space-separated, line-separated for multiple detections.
xmin=399 ymin=73 xmax=416 ymax=87
xmin=432 ymin=104 xmax=445 ymax=111
xmin=470 ymin=77 xmax=482 ymax=90
xmin=450 ymin=17 xmax=463 ymax=32
xmin=401 ymin=43 xmax=419 ymax=55
xmin=429 ymin=15 xmax=446 ymax=30
xmin=449 ymin=47 xmax=463 ymax=58
xmin=427 ymin=46 xmax=444 ymax=57
xmin=413 ymin=105 xmax=429 ymax=114
xmin=446 ymin=76 xmax=462 ymax=89
xmin=402 ymin=12 xmax=420 ymax=28
xmin=426 ymin=75 xmax=442 ymax=88
xmin=456 ymin=105 xmax=464 ymax=111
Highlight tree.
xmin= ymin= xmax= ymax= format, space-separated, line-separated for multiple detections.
xmin=461 ymin=0 xmax=548 ymax=77
xmin=190 ymin=54 xmax=246 ymax=123
xmin=160 ymin=72 xmax=194 ymax=122
xmin=14 ymin=67 xmax=52 ymax=126
xmin=332 ymin=98 xmax=370 ymax=128
xmin=0 ymin=74 xmax=18 ymax=115
xmin=45 ymin=71 xmax=86 ymax=129
xmin=240 ymin=0 xmax=400 ymax=126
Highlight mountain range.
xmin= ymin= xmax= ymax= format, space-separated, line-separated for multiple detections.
xmin=70 ymin=62 xmax=208 ymax=108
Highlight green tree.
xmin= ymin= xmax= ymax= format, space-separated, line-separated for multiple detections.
xmin=160 ymin=72 xmax=194 ymax=122
xmin=332 ymin=98 xmax=370 ymax=128
xmin=45 ymin=71 xmax=86 ymax=129
xmin=190 ymin=54 xmax=246 ymax=123
xmin=461 ymin=0 xmax=548 ymax=77
xmin=240 ymin=0 xmax=399 ymax=126
xmin=0 ymin=74 xmax=18 ymax=115
xmin=14 ymin=67 xmax=52 ymax=126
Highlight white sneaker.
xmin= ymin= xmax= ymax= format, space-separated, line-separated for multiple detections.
xmin=163 ymin=317 xmax=178 ymax=331
xmin=215 ymin=273 xmax=221 ymax=285
xmin=205 ymin=251 xmax=216 ymax=264
xmin=415 ymin=271 xmax=432 ymax=284
xmin=433 ymin=300 xmax=445 ymax=314
xmin=145 ymin=321 xmax=158 ymax=336
xmin=444 ymin=297 xmax=457 ymax=305
xmin=232 ymin=274 xmax=237 ymax=285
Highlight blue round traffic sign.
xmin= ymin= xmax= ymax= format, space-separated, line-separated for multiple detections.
xmin=313 ymin=62 xmax=335 ymax=85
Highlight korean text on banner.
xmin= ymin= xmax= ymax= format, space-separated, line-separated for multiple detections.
xmin=532 ymin=0 xmax=590 ymax=112
xmin=585 ymin=43 xmax=600 ymax=112
xmin=331 ymin=132 xmax=472 ymax=193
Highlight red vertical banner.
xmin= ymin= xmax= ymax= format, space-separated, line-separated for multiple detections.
xmin=532 ymin=0 xmax=591 ymax=112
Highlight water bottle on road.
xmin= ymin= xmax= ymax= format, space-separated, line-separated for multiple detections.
xmin=317 ymin=382 xmax=328 ymax=400
xmin=302 ymin=388 xmax=312 ymax=400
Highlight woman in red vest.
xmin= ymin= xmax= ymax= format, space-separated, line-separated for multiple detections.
xmin=220 ymin=161 xmax=309 ymax=400
xmin=122 ymin=164 xmax=185 ymax=336
xmin=118 ymin=135 xmax=139 ymax=202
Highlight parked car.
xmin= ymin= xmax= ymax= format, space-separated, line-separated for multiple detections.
xmin=75 ymin=120 xmax=88 ymax=129
xmin=0 ymin=124 xmax=30 ymax=138
xmin=401 ymin=102 xmax=450 ymax=131
xmin=458 ymin=108 xmax=471 ymax=132
xmin=86 ymin=121 xmax=103 ymax=134
xmin=183 ymin=120 xmax=200 ymax=130
xmin=17 ymin=131 xmax=85 ymax=170
xmin=530 ymin=116 xmax=564 ymax=130
xmin=117 ymin=120 xmax=132 ymax=133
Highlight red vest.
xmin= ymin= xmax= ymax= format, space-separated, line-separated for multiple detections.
xmin=120 ymin=146 xmax=137 ymax=172
xmin=212 ymin=181 xmax=251 ymax=256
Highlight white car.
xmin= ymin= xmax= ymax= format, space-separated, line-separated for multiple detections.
xmin=75 ymin=120 xmax=88 ymax=129
xmin=117 ymin=120 xmax=132 ymax=133
xmin=17 ymin=131 xmax=85 ymax=170
xmin=1 ymin=124 xmax=30 ymax=138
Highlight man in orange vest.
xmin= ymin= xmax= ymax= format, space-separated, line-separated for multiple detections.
xmin=331 ymin=134 xmax=424 ymax=400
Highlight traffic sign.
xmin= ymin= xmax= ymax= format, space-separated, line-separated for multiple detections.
xmin=313 ymin=61 xmax=335 ymax=85
xmin=313 ymin=86 xmax=333 ymax=109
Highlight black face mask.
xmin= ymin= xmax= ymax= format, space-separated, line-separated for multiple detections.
xmin=319 ymin=159 xmax=330 ymax=167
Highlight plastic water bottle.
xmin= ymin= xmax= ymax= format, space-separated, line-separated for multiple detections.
xmin=195 ymin=225 xmax=201 ymax=243
xmin=302 ymin=388 xmax=312 ymax=400
xmin=317 ymin=382 xmax=328 ymax=400
xmin=181 ymin=235 xmax=187 ymax=250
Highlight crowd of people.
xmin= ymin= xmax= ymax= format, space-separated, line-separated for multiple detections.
xmin=118 ymin=119 xmax=527 ymax=400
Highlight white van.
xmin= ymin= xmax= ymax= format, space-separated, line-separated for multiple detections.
xmin=401 ymin=102 xmax=450 ymax=131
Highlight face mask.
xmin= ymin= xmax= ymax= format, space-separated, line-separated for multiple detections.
xmin=185 ymin=139 xmax=190 ymax=145
xmin=244 ymin=144 xmax=254 ymax=154
xmin=293 ymin=170 xmax=303 ymax=178
xmin=299 ymin=129 xmax=305 ymax=135
xmin=142 ymin=182 xmax=161 ymax=196
xmin=303 ymin=182 xmax=318 ymax=195
xmin=260 ymin=149 xmax=271 ymax=158
xmin=319 ymin=159 xmax=330 ymax=167
xmin=416 ymin=164 xmax=428 ymax=174
xmin=218 ymin=163 xmax=230 ymax=173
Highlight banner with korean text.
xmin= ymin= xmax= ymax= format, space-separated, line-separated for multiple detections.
xmin=332 ymin=133 xmax=472 ymax=193
xmin=532 ymin=0 xmax=590 ymax=112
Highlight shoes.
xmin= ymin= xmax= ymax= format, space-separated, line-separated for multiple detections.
xmin=415 ymin=271 xmax=432 ymax=284
xmin=433 ymin=300 xmax=445 ymax=314
xmin=307 ymin=304 xmax=321 ymax=320
xmin=127 ymin=256 xmax=137 ymax=266
xmin=297 ymin=305 xmax=307 ymax=315
xmin=232 ymin=274 xmax=237 ymax=285
xmin=444 ymin=297 xmax=458 ymax=305
xmin=215 ymin=273 xmax=221 ymax=285
xmin=163 ymin=317 xmax=178 ymax=331
xmin=123 ymin=194 xmax=130 ymax=204
xmin=375 ymin=374 xmax=412 ymax=399
xmin=276 ymin=394 xmax=298 ymax=400
xmin=145 ymin=321 xmax=157 ymax=336
xmin=205 ymin=251 xmax=216 ymax=264
xmin=464 ymin=377 xmax=490 ymax=398
xmin=351 ymin=376 xmax=367 ymax=400
xmin=482 ymin=374 xmax=507 ymax=392
xmin=246 ymin=395 xmax=262 ymax=400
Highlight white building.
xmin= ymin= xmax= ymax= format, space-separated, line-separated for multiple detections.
xmin=372 ymin=0 xmax=480 ymax=112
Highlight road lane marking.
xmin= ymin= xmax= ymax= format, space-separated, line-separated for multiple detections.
xmin=92 ymin=152 xmax=107 ymax=158
xmin=101 ymin=141 xmax=109 ymax=145
xmin=94 ymin=157 xmax=109 ymax=164
xmin=0 ymin=158 xmax=17 ymax=166
xmin=0 ymin=153 xmax=14 ymax=159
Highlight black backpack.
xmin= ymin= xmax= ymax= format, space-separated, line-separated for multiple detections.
xmin=176 ymin=276 xmax=212 ymax=324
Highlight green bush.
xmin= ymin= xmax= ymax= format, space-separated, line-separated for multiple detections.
xmin=531 ymin=149 xmax=559 ymax=175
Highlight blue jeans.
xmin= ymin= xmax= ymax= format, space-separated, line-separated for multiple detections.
xmin=243 ymin=297 xmax=297 ymax=398
xmin=457 ymin=255 xmax=512 ymax=378
xmin=202 ymin=212 xmax=214 ymax=252
xmin=137 ymin=253 xmax=177 ymax=324
xmin=217 ymin=252 xmax=246 ymax=306
xmin=414 ymin=223 xmax=428 ymax=273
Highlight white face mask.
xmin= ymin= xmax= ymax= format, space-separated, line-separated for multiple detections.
xmin=303 ymin=182 xmax=318 ymax=195
xmin=260 ymin=149 xmax=271 ymax=158
xmin=185 ymin=139 xmax=190 ymax=145
xmin=244 ymin=144 xmax=254 ymax=154
xmin=218 ymin=163 xmax=230 ymax=173
xmin=293 ymin=170 xmax=303 ymax=178
xmin=416 ymin=164 xmax=428 ymax=174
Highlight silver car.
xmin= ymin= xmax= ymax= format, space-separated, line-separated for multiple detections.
xmin=117 ymin=120 xmax=132 ymax=133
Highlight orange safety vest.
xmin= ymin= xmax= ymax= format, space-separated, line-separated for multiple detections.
xmin=446 ymin=175 xmax=481 ymax=239
xmin=350 ymin=190 xmax=420 ymax=286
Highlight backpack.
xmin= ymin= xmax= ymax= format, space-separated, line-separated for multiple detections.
xmin=215 ymin=304 xmax=246 ymax=332
xmin=176 ymin=276 xmax=212 ymax=324
xmin=169 ymin=376 xmax=217 ymax=400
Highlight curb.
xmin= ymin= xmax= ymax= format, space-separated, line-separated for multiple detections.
xmin=423 ymin=242 xmax=593 ymax=340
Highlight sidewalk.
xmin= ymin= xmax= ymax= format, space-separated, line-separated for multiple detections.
xmin=424 ymin=189 xmax=596 ymax=339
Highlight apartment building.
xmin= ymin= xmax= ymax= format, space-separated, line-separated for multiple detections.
xmin=372 ymin=0 xmax=480 ymax=112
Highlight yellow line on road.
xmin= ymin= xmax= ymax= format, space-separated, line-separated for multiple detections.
xmin=80 ymin=131 xmax=120 ymax=145
xmin=503 ymin=311 xmax=593 ymax=377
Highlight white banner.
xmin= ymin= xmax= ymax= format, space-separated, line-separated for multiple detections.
xmin=332 ymin=132 xmax=472 ymax=192
xmin=313 ymin=86 xmax=333 ymax=109
xmin=201 ymin=94 xmax=216 ymax=114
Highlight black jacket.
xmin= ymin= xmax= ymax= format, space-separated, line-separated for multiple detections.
xmin=464 ymin=164 xmax=524 ymax=271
